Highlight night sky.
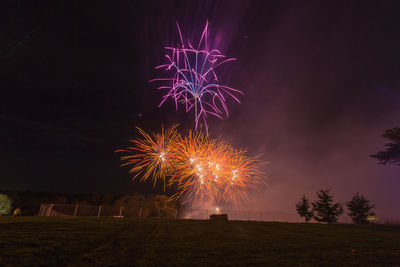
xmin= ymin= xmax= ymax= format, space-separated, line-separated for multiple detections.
xmin=1 ymin=1 xmax=399 ymax=218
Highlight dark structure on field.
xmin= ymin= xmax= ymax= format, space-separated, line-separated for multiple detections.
xmin=210 ymin=214 xmax=228 ymax=220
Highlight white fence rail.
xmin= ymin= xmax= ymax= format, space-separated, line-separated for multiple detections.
xmin=38 ymin=204 xmax=301 ymax=222
xmin=183 ymin=209 xmax=303 ymax=222
xmin=38 ymin=203 xmax=178 ymax=219
xmin=38 ymin=204 xmax=399 ymax=224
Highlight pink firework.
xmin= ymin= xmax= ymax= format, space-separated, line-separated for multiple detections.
xmin=150 ymin=21 xmax=243 ymax=134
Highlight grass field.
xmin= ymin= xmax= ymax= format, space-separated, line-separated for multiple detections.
xmin=0 ymin=217 xmax=399 ymax=266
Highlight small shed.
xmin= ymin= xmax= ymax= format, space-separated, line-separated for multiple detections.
xmin=210 ymin=214 xmax=228 ymax=220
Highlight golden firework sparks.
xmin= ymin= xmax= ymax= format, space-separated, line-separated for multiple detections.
xmin=117 ymin=125 xmax=267 ymax=205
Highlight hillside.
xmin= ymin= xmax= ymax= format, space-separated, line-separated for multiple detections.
xmin=0 ymin=217 xmax=399 ymax=266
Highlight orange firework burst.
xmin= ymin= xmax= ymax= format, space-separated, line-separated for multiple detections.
xmin=117 ymin=125 xmax=267 ymax=205
xmin=169 ymin=130 xmax=226 ymax=203
xmin=220 ymin=148 xmax=266 ymax=203
xmin=116 ymin=124 xmax=179 ymax=189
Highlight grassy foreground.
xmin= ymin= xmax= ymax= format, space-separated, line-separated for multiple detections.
xmin=0 ymin=217 xmax=399 ymax=266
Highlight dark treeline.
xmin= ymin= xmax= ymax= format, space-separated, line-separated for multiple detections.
xmin=0 ymin=189 xmax=179 ymax=217
xmin=296 ymin=189 xmax=376 ymax=224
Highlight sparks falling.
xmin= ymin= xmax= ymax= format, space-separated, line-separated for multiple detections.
xmin=117 ymin=125 xmax=267 ymax=205
xmin=115 ymin=124 xmax=179 ymax=190
xmin=150 ymin=21 xmax=244 ymax=134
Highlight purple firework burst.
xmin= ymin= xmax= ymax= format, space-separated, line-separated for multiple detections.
xmin=150 ymin=21 xmax=243 ymax=134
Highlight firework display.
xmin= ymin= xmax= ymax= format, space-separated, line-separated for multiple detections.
xmin=117 ymin=125 xmax=266 ymax=204
xmin=118 ymin=21 xmax=267 ymax=207
xmin=115 ymin=125 xmax=179 ymax=190
xmin=150 ymin=21 xmax=243 ymax=134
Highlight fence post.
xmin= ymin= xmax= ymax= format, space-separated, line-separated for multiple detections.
xmin=46 ymin=204 xmax=54 ymax=216
xmin=74 ymin=205 xmax=79 ymax=217
xmin=157 ymin=207 xmax=160 ymax=219
xmin=42 ymin=205 xmax=47 ymax=217
xmin=38 ymin=204 xmax=44 ymax=216
xmin=119 ymin=207 xmax=123 ymax=217
xmin=139 ymin=207 xmax=142 ymax=219
xmin=97 ymin=205 xmax=102 ymax=218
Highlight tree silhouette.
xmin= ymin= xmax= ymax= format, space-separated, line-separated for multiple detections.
xmin=296 ymin=195 xmax=314 ymax=222
xmin=346 ymin=193 xmax=375 ymax=224
xmin=312 ymin=189 xmax=343 ymax=223
xmin=0 ymin=194 xmax=12 ymax=215
xmin=371 ymin=127 xmax=400 ymax=165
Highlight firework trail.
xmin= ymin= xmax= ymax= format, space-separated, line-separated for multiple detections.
xmin=150 ymin=21 xmax=244 ymax=134
xmin=220 ymin=148 xmax=266 ymax=203
xmin=118 ymin=21 xmax=265 ymax=206
xmin=115 ymin=124 xmax=179 ymax=190
xmin=169 ymin=129 xmax=221 ymax=203
xmin=117 ymin=125 xmax=266 ymax=205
